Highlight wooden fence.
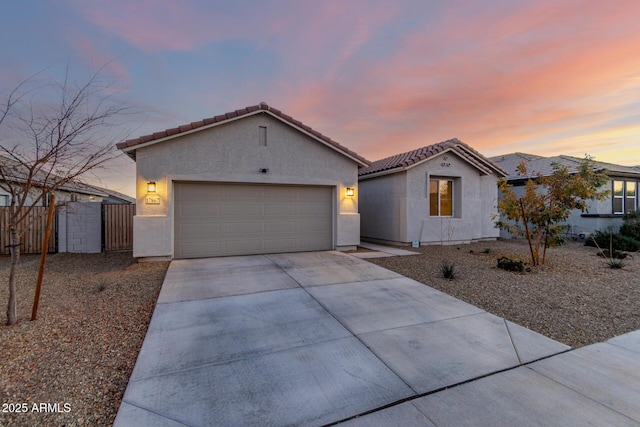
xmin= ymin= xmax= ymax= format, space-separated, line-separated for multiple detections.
xmin=102 ymin=204 xmax=136 ymax=251
xmin=1 ymin=204 xmax=136 ymax=255
xmin=0 ymin=207 xmax=57 ymax=255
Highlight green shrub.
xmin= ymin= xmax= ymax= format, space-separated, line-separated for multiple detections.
xmin=439 ymin=260 xmax=456 ymax=280
xmin=596 ymin=249 xmax=628 ymax=259
xmin=620 ymin=210 xmax=640 ymax=241
xmin=585 ymin=230 xmax=640 ymax=252
xmin=497 ymin=256 xmax=525 ymax=272
xmin=607 ymin=258 xmax=626 ymax=269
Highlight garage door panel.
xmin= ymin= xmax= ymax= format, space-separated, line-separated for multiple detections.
xmin=298 ymin=220 xmax=332 ymax=233
xmin=179 ymin=184 xmax=224 ymax=200
xmin=224 ymin=239 xmax=263 ymax=253
xmin=179 ymin=204 xmax=223 ymax=217
xmin=263 ymin=238 xmax=297 ymax=251
xmin=297 ymin=187 xmax=329 ymax=200
xmin=263 ymin=203 xmax=297 ymax=216
xmin=174 ymin=183 xmax=333 ymax=258
xmin=179 ymin=223 xmax=222 ymax=237
xmin=298 ymin=204 xmax=331 ymax=215
xmin=224 ymin=222 xmax=261 ymax=234
xmin=263 ymin=186 xmax=297 ymax=199
xmin=178 ymin=241 xmax=223 ymax=257
xmin=225 ymin=186 xmax=264 ymax=199
xmin=263 ymin=221 xmax=297 ymax=233
xmin=224 ymin=203 xmax=261 ymax=216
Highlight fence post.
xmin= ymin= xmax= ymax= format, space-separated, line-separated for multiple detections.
xmin=101 ymin=203 xmax=106 ymax=253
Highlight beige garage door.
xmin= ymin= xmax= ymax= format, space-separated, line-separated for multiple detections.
xmin=174 ymin=182 xmax=333 ymax=258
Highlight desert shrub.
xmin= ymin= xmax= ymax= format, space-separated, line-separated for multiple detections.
xmin=96 ymin=278 xmax=109 ymax=292
xmin=620 ymin=210 xmax=640 ymax=241
xmin=607 ymin=258 xmax=626 ymax=269
xmin=497 ymin=256 xmax=525 ymax=272
xmin=439 ymin=260 xmax=456 ymax=280
xmin=596 ymin=249 xmax=628 ymax=259
xmin=585 ymin=230 xmax=640 ymax=252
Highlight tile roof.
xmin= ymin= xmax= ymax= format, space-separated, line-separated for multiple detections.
xmin=117 ymin=102 xmax=370 ymax=167
xmin=490 ymin=153 xmax=640 ymax=180
xmin=358 ymin=138 xmax=506 ymax=177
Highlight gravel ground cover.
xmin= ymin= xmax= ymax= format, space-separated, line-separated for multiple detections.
xmin=367 ymin=239 xmax=640 ymax=348
xmin=0 ymin=252 xmax=168 ymax=427
xmin=0 ymin=241 xmax=638 ymax=426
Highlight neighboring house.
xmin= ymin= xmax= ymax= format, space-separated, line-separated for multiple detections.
xmin=117 ymin=102 xmax=369 ymax=260
xmin=490 ymin=153 xmax=640 ymax=238
xmin=358 ymin=139 xmax=506 ymax=246
xmin=0 ymin=155 xmax=134 ymax=206
xmin=81 ymin=184 xmax=135 ymax=204
xmin=0 ymin=155 xmax=135 ymax=255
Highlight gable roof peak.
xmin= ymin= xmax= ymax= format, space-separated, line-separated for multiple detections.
xmin=116 ymin=102 xmax=369 ymax=167
xmin=359 ymin=138 xmax=505 ymax=177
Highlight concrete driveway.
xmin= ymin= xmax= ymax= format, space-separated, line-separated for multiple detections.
xmin=114 ymin=251 xmax=640 ymax=426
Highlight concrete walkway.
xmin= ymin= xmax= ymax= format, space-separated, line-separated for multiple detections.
xmin=351 ymin=242 xmax=420 ymax=258
xmin=115 ymin=251 xmax=640 ymax=426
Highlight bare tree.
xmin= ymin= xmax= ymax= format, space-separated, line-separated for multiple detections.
xmin=0 ymin=64 xmax=132 ymax=325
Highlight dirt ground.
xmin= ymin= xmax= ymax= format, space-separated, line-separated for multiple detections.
xmin=0 ymin=252 xmax=169 ymax=427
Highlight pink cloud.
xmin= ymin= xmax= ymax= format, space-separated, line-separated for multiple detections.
xmin=70 ymin=0 xmax=640 ymax=167
xmin=282 ymin=1 xmax=640 ymax=164
xmin=72 ymin=0 xmax=245 ymax=51
xmin=72 ymin=38 xmax=130 ymax=84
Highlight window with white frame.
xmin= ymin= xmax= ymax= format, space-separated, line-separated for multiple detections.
xmin=430 ymin=179 xmax=453 ymax=216
xmin=613 ymin=180 xmax=638 ymax=214
xmin=0 ymin=195 xmax=8 ymax=206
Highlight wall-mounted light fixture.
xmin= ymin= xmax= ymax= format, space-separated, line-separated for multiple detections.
xmin=346 ymin=187 xmax=355 ymax=197
xmin=147 ymin=181 xmax=157 ymax=193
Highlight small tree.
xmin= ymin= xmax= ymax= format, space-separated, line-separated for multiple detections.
xmin=495 ymin=156 xmax=610 ymax=266
xmin=0 ymin=65 xmax=131 ymax=325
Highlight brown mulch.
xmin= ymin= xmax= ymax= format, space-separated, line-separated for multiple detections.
xmin=367 ymin=239 xmax=640 ymax=349
xmin=0 ymin=252 xmax=169 ymax=427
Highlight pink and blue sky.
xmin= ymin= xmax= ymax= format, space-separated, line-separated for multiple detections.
xmin=2 ymin=0 xmax=640 ymax=196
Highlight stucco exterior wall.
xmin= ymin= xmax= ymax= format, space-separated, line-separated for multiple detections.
xmin=359 ymin=172 xmax=407 ymax=242
xmin=409 ymin=152 xmax=500 ymax=244
xmin=132 ymin=113 xmax=360 ymax=258
xmin=360 ymin=151 xmax=500 ymax=245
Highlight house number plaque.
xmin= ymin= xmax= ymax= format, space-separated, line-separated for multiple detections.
xmin=145 ymin=195 xmax=160 ymax=204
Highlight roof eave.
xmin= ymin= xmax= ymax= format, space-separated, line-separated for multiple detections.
xmin=117 ymin=110 xmax=262 ymax=158
xmin=359 ymin=166 xmax=408 ymax=180
xmin=455 ymin=145 xmax=508 ymax=177
xmin=118 ymin=109 xmax=370 ymax=167
xmin=359 ymin=146 xmax=501 ymax=179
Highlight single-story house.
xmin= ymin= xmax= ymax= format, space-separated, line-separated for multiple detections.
xmin=358 ymin=138 xmax=506 ymax=245
xmin=0 ymin=155 xmax=134 ymax=206
xmin=117 ymin=102 xmax=369 ymax=260
xmin=490 ymin=153 xmax=640 ymax=238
